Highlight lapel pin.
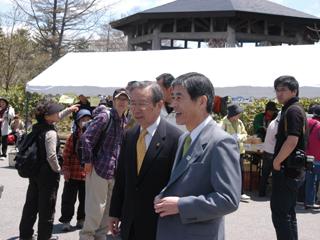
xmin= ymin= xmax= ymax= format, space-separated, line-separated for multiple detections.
xmin=186 ymin=155 xmax=192 ymax=161
xmin=156 ymin=142 xmax=160 ymax=148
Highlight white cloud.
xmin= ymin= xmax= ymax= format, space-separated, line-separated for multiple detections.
xmin=107 ymin=0 xmax=174 ymax=19
xmin=0 ymin=0 xmax=11 ymax=3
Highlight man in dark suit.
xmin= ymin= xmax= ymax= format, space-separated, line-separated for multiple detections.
xmin=108 ymin=81 xmax=182 ymax=240
xmin=154 ymin=72 xmax=241 ymax=240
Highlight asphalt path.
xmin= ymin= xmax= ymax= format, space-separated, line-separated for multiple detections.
xmin=1 ymin=149 xmax=319 ymax=240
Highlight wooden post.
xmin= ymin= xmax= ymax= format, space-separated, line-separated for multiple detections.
xmin=173 ymin=19 xmax=177 ymax=32
xmin=210 ymin=18 xmax=214 ymax=32
xmin=296 ymin=32 xmax=304 ymax=45
xmin=152 ymin=26 xmax=161 ymax=50
xmin=264 ymin=20 xmax=268 ymax=35
xmin=127 ymin=34 xmax=134 ymax=51
xmin=191 ymin=18 xmax=195 ymax=33
xmin=226 ymin=24 xmax=236 ymax=47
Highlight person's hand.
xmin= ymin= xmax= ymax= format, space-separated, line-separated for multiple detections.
xmin=63 ymin=170 xmax=70 ymax=181
xmin=236 ymin=134 xmax=241 ymax=141
xmin=154 ymin=196 xmax=180 ymax=217
xmin=84 ymin=163 xmax=93 ymax=175
xmin=107 ymin=217 xmax=120 ymax=236
xmin=68 ymin=104 xmax=80 ymax=112
xmin=273 ymin=159 xmax=281 ymax=171
xmin=0 ymin=118 xmax=3 ymax=123
xmin=231 ymin=134 xmax=239 ymax=142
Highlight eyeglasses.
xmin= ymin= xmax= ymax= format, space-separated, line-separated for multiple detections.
xmin=130 ymin=101 xmax=152 ymax=109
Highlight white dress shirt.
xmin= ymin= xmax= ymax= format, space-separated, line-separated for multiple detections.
xmin=189 ymin=115 xmax=213 ymax=144
xmin=141 ymin=116 xmax=161 ymax=150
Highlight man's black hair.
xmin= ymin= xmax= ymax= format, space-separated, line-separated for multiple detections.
xmin=172 ymin=72 xmax=214 ymax=114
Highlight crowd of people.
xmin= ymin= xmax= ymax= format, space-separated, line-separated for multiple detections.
xmin=0 ymin=73 xmax=319 ymax=240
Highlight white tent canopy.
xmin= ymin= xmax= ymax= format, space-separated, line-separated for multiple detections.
xmin=26 ymin=45 xmax=320 ymax=98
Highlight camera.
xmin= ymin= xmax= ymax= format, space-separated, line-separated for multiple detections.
xmin=286 ymin=149 xmax=306 ymax=169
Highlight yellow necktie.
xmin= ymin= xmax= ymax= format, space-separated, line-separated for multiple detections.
xmin=136 ymin=128 xmax=148 ymax=174
xmin=182 ymin=135 xmax=192 ymax=156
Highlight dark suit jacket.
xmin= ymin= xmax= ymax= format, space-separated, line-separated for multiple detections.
xmin=109 ymin=118 xmax=183 ymax=240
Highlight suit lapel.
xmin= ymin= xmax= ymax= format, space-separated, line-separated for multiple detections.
xmin=164 ymin=121 xmax=215 ymax=190
xmin=136 ymin=119 xmax=166 ymax=185
xmin=130 ymin=125 xmax=140 ymax=180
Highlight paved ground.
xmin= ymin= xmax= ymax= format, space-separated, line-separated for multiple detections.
xmin=1 ymin=148 xmax=319 ymax=240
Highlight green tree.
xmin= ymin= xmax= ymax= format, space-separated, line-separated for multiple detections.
xmin=13 ymin=0 xmax=115 ymax=62
xmin=0 ymin=7 xmax=51 ymax=91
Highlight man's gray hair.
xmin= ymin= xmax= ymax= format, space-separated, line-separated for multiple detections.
xmin=129 ymin=81 xmax=164 ymax=105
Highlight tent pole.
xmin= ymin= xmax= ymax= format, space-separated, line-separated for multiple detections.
xmin=24 ymin=92 xmax=30 ymax=132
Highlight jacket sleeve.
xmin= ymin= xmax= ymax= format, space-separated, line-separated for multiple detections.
xmin=253 ymin=113 xmax=263 ymax=134
xmin=45 ymin=130 xmax=61 ymax=173
xmin=177 ymin=134 xmax=241 ymax=224
xmin=81 ymin=111 xmax=109 ymax=164
xmin=62 ymin=135 xmax=73 ymax=171
xmin=58 ymin=108 xmax=72 ymax=120
xmin=8 ymin=107 xmax=15 ymax=120
xmin=238 ymin=120 xmax=248 ymax=142
xmin=109 ymin=131 xmax=127 ymax=218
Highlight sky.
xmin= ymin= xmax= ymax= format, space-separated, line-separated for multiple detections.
xmin=0 ymin=0 xmax=320 ymax=19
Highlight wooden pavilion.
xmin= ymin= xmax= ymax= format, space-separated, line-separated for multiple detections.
xmin=110 ymin=0 xmax=320 ymax=50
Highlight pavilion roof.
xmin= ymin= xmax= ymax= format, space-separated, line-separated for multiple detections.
xmin=112 ymin=0 xmax=319 ymax=29
xmin=143 ymin=0 xmax=318 ymax=19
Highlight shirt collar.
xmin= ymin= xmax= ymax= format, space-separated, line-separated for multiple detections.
xmin=161 ymin=106 xmax=168 ymax=117
xmin=189 ymin=115 xmax=212 ymax=143
xmin=282 ymin=96 xmax=299 ymax=112
xmin=141 ymin=116 xmax=161 ymax=137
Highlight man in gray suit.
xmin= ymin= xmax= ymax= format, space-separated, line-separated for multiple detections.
xmin=154 ymin=72 xmax=241 ymax=240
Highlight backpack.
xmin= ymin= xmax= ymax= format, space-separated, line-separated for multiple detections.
xmin=14 ymin=131 xmax=41 ymax=178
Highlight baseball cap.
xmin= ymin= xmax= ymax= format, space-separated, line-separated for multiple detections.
xmin=45 ymin=103 xmax=64 ymax=115
xmin=76 ymin=109 xmax=92 ymax=121
xmin=113 ymin=88 xmax=129 ymax=100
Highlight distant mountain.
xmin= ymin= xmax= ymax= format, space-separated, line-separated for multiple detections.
xmin=215 ymin=86 xmax=320 ymax=98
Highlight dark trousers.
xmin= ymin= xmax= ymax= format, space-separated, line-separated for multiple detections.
xmin=240 ymin=155 xmax=244 ymax=194
xmin=19 ymin=164 xmax=60 ymax=240
xmin=270 ymin=170 xmax=300 ymax=240
xmin=1 ymin=135 xmax=8 ymax=156
xmin=127 ymin=224 xmax=137 ymax=240
xmin=259 ymin=152 xmax=274 ymax=196
xmin=59 ymin=179 xmax=85 ymax=223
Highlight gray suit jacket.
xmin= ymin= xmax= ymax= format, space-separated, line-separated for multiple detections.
xmin=156 ymin=119 xmax=241 ymax=240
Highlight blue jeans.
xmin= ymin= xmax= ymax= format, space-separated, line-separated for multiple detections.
xmin=305 ymin=161 xmax=320 ymax=205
